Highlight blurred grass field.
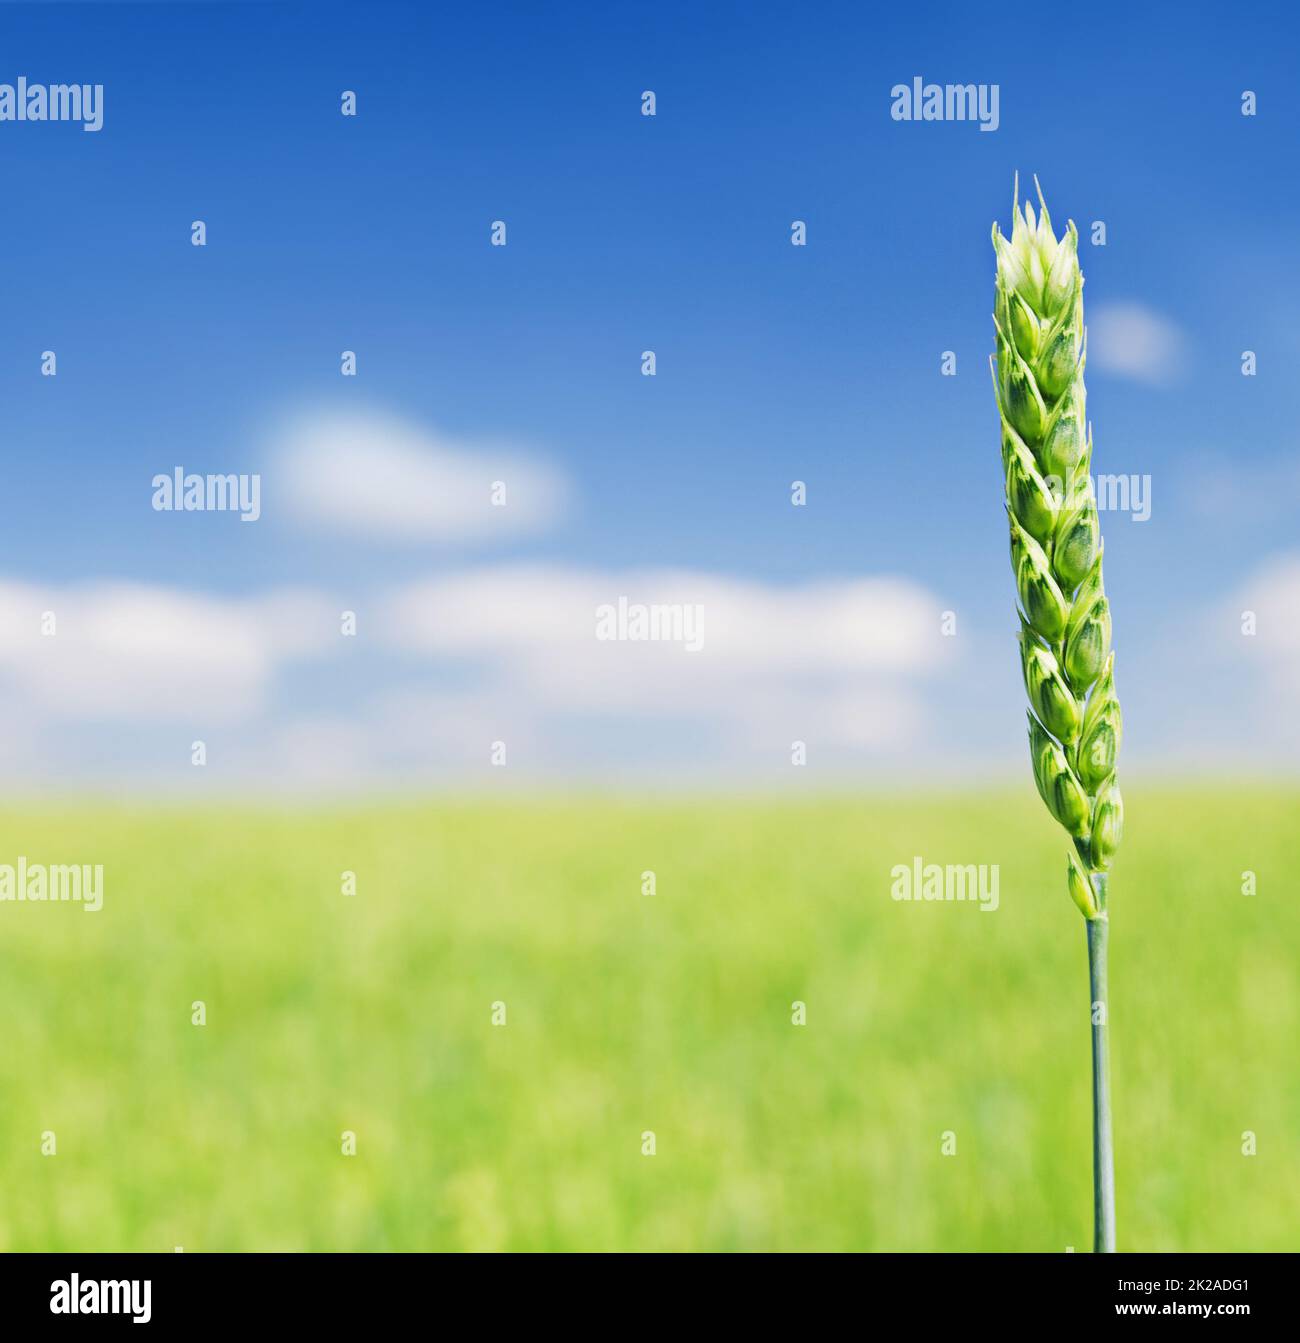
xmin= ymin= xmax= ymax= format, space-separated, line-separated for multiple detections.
xmin=1 ymin=787 xmax=1296 ymax=1251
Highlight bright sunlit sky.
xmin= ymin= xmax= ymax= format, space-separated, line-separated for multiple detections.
xmin=1 ymin=0 xmax=1297 ymax=789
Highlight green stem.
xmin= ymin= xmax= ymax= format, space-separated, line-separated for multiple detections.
xmin=1086 ymin=894 xmax=1115 ymax=1252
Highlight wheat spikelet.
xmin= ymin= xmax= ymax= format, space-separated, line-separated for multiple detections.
xmin=992 ymin=175 xmax=1124 ymax=917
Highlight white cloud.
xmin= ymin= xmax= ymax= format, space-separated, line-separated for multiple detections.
xmin=274 ymin=408 xmax=568 ymax=544
xmin=1230 ymin=553 xmax=1300 ymax=662
xmin=0 ymin=565 xmax=957 ymax=786
xmin=379 ymin=564 xmax=953 ymax=750
xmin=1180 ymin=552 xmax=1300 ymax=759
xmin=1088 ymin=302 xmax=1185 ymax=385
xmin=382 ymin=566 xmax=940 ymax=668
xmin=0 ymin=580 xmax=333 ymax=722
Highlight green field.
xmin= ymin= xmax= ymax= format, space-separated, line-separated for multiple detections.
xmin=1 ymin=789 xmax=1295 ymax=1251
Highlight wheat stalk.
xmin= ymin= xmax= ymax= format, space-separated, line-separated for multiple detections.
xmin=991 ymin=175 xmax=1124 ymax=1253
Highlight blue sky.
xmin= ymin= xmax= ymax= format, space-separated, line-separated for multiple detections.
xmin=1 ymin=0 xmax=1297 ymax=789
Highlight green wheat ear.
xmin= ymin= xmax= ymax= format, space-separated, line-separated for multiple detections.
xmin=993 ymin=174 xmax=1124 ymax=893
xmin=992 ymin=174 xmax=1122 ymax=1253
